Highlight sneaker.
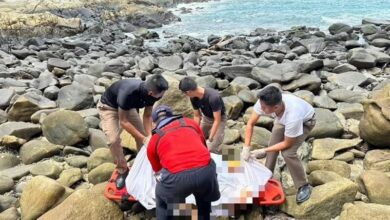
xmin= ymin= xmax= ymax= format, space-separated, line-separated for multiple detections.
xmin=115 ymin=170 xmax=129 ymax=189
xmin=296 ymin=184 xmax=312 ymax=204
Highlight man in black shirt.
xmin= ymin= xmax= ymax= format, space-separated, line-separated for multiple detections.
xmin=98 ymin=74 xmax=169 ymax=188
xmin=179 ymin=77 xmax=226 ymax=153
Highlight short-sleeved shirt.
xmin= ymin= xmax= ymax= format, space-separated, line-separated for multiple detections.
xmin=190 ymin=88 xmax=225 ymax=119
xmin=100 ymin=79 xmax=161 ymax=110
xmin=254 ymin=93 xmax=314 ymax=138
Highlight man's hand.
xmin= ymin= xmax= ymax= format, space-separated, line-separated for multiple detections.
xmin=251 ymin=149 xmax=267 ymax=159
xmin=241 ymin=145 xmax=251 ymax=161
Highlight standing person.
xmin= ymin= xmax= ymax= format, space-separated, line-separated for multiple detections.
xmin=97 ymin=74 xmax=169 ymax=188
xmin=241 ymin=86 xmax=316 ymax=204
xmin=179 ymin=77 xmax=226 ymax=153
xmin=147 ymin=105 xmax=220 ymax=220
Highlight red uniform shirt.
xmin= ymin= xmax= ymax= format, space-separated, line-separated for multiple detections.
xmin=147 ymin=117 xmax=211 ymax=173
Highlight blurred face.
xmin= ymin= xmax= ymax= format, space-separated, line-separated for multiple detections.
xmin=149 ymin=90 xmax=165 ymax=99
xmin=260 ymin=100 xmax=282 ymax=115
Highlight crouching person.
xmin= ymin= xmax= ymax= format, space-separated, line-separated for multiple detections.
xmin=146 ymin=105 xmax=220 ymax=220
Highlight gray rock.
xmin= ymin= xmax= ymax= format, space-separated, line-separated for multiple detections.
xmin=87 ymin=64 xmax=105 ymax=77
xmin=298 ymin=38 xmax=326 ymax=54
xmin=371 ymin=38 xmax=390 ymax=48
xmin=30 ymin=160 xmax=63 ymax=179
xmin=7 ymin=93 xmax=56 ymax=122
xmin=65 ymin=156 xmax=88 ymax=168
xmin=196 ymin=75 xmax=217 ymax=88
xmin=263 ymin=52 xmax=284 ymax=63
xmin=35 ymin=71 xmax=57 ymax=90
xmin=0 ymin=195 xmax=18 ymax=212
xmin=85 ymin=116 xmax=100 ymax=129
xmin=294 ymin=90 xmax=315 ymax=105
xmin=362 ymin=18 xmax=390 ymax=26
xmin=308 ymin=160 xmax=351 ymax=178
xmin=63 ymin=146 xmax=90 ymax=156
xmin=328 ymin=89 xmax=368 ymax=103
xmin=42 ymin=110 xmax=89 ymax=146
xmin=327 ymin=71 xmax=369 ymax=88
xmin=0 ymin=122 xmax=41 ymax=140
xmin=0 ymin=89 xmax=15 ymax=109
xmin=333 ymin=63 xmax=357 ymax=73
xmin=57 ymin=83 xmax=93 ymax=110
xmin=138 ymin=56 xmax=155 ymax=72
xmin=240 ymin=126 xmax=271 ymax=148
xmin=0 ymin=153 xmax=20 ymax=171
xmin=367 ymin=48 xmax=390 ymax=63
xmin=339 ymin=202 xmax=390 ymax=220
xmin=231 ymin=77 xmax=260 ymax=89
xmin=0 ymin=110 xmax=7 ymax=124
xmin=20 ymin=139 xmax=61 ymax=164
xmin=282 ymin=74 xmax=321 ymax=92
xmin=361 ymin=24 xmax=379 ymax=35
xmin=345 ymin=40 xmax=362 ymax=49
xmin=43 ymin=86 xmax=60 ymax=100
xmin=74 ymin=74 xmax=97 ymax=90
xmin=238 ymin=90 xmax=257 ymax=104
xmin=158 ymin=55 xmax=183 ymax=71
xmin=57 ymin=168 xmax=82 ymax=187
xmin=219 ymin=65 xmax=253 ymax=80
xmin=0 ymin=176 xmax=15 ymax=194
xmin=223 ymin=129 xmax=240 ymax=145
xmin=103 ymin=59 xmax=127 ymax=74
xmin=329 ymin=23 xmax=353 ymax=35
xmin=313 ymin=95 xmax=337 ymax=110
xmin=89 ymin=128 xmax=108 ymax=151
xmin=335 ymin=102 xmax=364 ymax=120
xmin=291 ymin=46 xmax=308 ymax=56
xmin=223 ymin=96 xmax=244 ymax=120
xmin=347 ymin=48 xmax=377 ymax=69
xmin=250 ymin=62 xmax=301 ymax=84
xmin=87 ymin=148 xmax=114 ymax=171
xmin=88 ymin=163 xmax=116 ymax=185
xmin=0 ymin=164 xmax=33 ymax=180
xmin=47 ymin=58 xmax=71 ymax=71
xmin=309 ymin=108 xmax=343 ymax=138
xmin=299 ymin=59 xmax=323 ymax=73
xmin=254 ymin=42 xmax=272 ymax=55
xmin=0 ymin=207 xmax=19 ymax=220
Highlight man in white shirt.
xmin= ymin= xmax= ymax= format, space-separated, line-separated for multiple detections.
xmin=241 ymin=86 xmax=316 ymax=204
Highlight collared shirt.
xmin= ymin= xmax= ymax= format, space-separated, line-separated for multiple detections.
xmin=190 ymin=88 xmax=225 ymax=119
xmin=100 ymin=79 xmax=160 ymax=110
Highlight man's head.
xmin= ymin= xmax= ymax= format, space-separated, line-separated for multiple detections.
xmin=145 ymin=74 xmax=169 ymax=98
xmin=179 ymin=77 xmax=198 ymax=98
xmin=152 ymin=105 xmax=173 ymax=124
xmin=257 ymin=86 xmax=283 ymax=114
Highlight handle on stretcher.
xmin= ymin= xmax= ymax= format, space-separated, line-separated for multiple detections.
xmin=258 ymin=179 xmax=286 ymax=206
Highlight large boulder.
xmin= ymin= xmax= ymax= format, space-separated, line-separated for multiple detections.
xmin=38 ymin=183 xmax=123 ymax=220
xmin=360 ymin=83 xmax=390 ymax=147
xmin=328 ymin=23 xmax=353 ymax=35
xmin=339 ymin=202 xmax=390 ymax=220
xmin=0 ymin=89 xmax=15 ymax=109
xmin=7 ymin=93 xmax=56 ymax=122
xmin=0 ymin=153 xmax=20 ymax=171
xmin=20 ymin=176 xmax=68 ymax=220
xmin=307 ymin=160 xmax=351 ymax=178
xmin=158 ymin=55 xmax=183 ymax=71
xmin=328 ymin=89 xmax=368 ymax=104
xmin=371 ymin=38 xmax=390 ymax=48
xmin=19 ymin=138 xmax=61 ymax=164
xmin=30 ymin=161 xmax=63 ymax=179
xmin=42 ymin=110 xmax=89 ymax=146
xmin=308 ymin=170 xmax=346 ymax=186
xmin=359 ymin=170 xmax=390 ymax=205
xmin=88 ymin=163 xmax=116 ymax=185
xmin=250 ymin=63 xmax=301 ymax=85
xmin=0 ymin=175 xmax=14 ymax=194
xmin=87 ymin=148 xmax=115 ymax=171
xmin=364 ymin=150 xmax=390 ymax=172
xmin=311 ymin=138 xmax=362 ymax=160
xmin=138 ymin=56 xmax=155 ymax=72
xmin=281 ymin=180 xmax=358 ymax=220
xmin=223 ymin=96 xmax=244 ymax=120
xmin=47 ymin=58 xmax=71 ymax=71
xmin=327 ymin=71 xmax=369 ymax=88
xmin=57 ymin=168 xmax=82 ymax=187
xmin=57 ymin=83 xmax=93 ymax=110
xmin=155 ymin=74 xmax=193 ymax=118
xmin=239 ymin=126 xmax=271 ymax=149
xmin=308 ymin=108 xmax=343 ymax=138
xmin=347 ymin=48 xmax=377 ymax=69
xmin=220 ymin=65 xmax=253 ymax=80
xmin=0 ymin=122 xmax=41 ymax=140
xmin=282 ymin=74 xmax=321 ymax=92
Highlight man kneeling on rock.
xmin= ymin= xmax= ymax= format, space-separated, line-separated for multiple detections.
xmin=147 ymin=105 xmax=220 ymax=220
xmin=241 ymin=86 xmax=316 ymax=204
xmin=97 ymin=74 xmax=168 ymax=189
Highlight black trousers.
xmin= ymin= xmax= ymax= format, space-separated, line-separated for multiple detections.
xmin=155 ymin=160 xmax=220 ymax=220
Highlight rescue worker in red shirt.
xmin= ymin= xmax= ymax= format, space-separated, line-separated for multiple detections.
xmin=147 ymin=105 xmax=220 ymax=220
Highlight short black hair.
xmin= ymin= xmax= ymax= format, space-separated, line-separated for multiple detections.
xmin=179 ymin=77 xmax=197 ymax=92
xmin=257 ymin=86 xmax=282 ymax=106
xmin=145 ymin=74 xmax=169 ymax=93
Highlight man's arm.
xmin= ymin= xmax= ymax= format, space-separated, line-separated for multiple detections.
xmin=209 ymin=110 xmax=221 ymax=141
xmin=244 ymin=111 xmax=260 ymax=148
xmin=193 ymin=109 xmax=202 ymax=125
xmin=143 ymin=106 xmax=153 ymax=136
xmin=118 ymin=108 xmax=146 ymax=142
xmin=265 ymin=136 xmax=295 ymax=152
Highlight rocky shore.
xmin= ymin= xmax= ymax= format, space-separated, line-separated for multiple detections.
xmin=1 ymin=0 xmax=390 ymax=219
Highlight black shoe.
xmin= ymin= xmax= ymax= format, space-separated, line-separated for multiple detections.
xmin=296 ymin=184 xmax=312 ymax=204
xmin=115 ymin=170 xmax=128 ymax=189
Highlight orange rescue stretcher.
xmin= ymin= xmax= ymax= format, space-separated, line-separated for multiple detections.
xmin=104 ymin=169 xmax=285 ymax=208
